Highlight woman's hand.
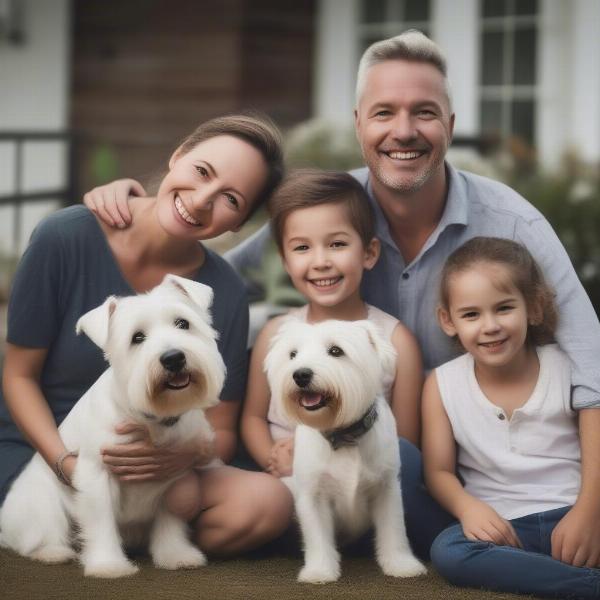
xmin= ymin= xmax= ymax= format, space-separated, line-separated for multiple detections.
xmin=458 ymin=498 xmax=522 ymax=548
xmin=101 ymin=422 xmax=214 ymax=482
xmin=83 ymin=179 xmax=146 ymax=229
xmin=266 ymin=437 xmax=294 ymax=478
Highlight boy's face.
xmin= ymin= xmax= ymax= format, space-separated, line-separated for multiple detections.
xmin=281 ymin=202 xmax=379 ymax=311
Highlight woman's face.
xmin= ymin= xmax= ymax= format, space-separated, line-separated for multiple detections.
xmin=156 ymin=134 xmax=268 ymax=240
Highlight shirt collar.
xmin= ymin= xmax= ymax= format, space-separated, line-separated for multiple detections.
xmin=365 ymin=162 xmax=469 ymax=248
xmin=440 ymin=163 xmax=469 ymax=229
xmin=365 ymin=177 xmax=396 ymax=249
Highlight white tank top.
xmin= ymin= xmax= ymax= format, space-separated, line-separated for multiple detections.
xmin=267 ymin=304 xmax=399 ymax=441
xmin=435 ymin=344 xmax=580 ymax=519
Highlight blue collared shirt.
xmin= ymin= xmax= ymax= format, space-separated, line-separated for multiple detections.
xmin=226 ymin=163 xmax=600 ymax=409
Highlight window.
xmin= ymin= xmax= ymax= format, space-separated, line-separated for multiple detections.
xmin=358 ymin=0 xmax=431 ymax=57
xmin=479 ymin=0 xmax=538 ymax=145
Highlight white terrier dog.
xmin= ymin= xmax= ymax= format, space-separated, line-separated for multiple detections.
xmin=265 ymin=319 xmax=426 ymax=584
xmin=0 ymin=275 xmax=225 ymax=577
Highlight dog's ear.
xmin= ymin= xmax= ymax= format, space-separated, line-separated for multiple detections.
xmin=358 ymin=321 xmax=397 ymax=377
xmin=162 ymin=274 xmax=214 ymax=313
xmin=76 ymin=296 xmax=118 ymax=350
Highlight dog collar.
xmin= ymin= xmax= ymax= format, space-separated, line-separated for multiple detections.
xmin=141 ymin=412 xmax=181 ymax=427
xmin=323 ymin=403 xmax=378 ymax=450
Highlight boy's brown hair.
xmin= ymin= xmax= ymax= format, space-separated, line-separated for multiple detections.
xmin=267 ymin=169 xmax=376 ymax=253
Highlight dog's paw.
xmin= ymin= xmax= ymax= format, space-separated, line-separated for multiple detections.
xmin=379 ymin=554 xmax=427 ymax=578
xmin=153 ymin=545 xmax=207 ymax=570
xmin=30 ymin=545 xmax=77 ymax=564
xmin=84 ymin=559 xmax=139 ymax=578
xmin=298 ymin=563 xmax=341 ymax=584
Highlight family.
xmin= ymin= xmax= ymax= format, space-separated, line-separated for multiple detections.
xmin=1 ymin=30 xmax=600 ymax=599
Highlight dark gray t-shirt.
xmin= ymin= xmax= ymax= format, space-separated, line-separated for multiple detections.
xmin=0 ymin=205 xmax=249 ymax=500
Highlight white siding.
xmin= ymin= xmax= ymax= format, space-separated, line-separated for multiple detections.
xmin=568 ymin=0 xmax=600 ymax=163
xmin=314 ymin=0 xmax=359 ymax=126
xmin=0 ymin=0 xmax=70 ymax=255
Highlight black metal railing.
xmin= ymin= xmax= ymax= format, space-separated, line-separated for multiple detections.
xmin=0 ymin=131 xmax=76 ymax=254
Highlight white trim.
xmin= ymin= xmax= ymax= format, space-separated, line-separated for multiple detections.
xmin=538 ymin=0 xmax=569 ymax=169
xmin=315 ymin=0 xmax=359 ymax=126
xmin=569 ymin=0 xmax=600 ymax=163
xmin=432 ymin=0 xmax=479 ymax=135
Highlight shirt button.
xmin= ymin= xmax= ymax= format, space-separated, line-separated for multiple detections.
xmin=498 ymin=413 xmax=506 ymax=420
xmin=402 ymin=272 xmax=410 ymax=280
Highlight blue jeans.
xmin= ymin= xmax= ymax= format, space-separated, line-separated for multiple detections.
xmin=398 ymin=438 xmax=454 ymax=560
xmin=431 ymin=506 xmax=600 ymax=599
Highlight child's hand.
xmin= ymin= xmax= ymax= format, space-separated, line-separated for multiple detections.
xmin=551 ymin=503 xmax=600 ymax=567
xmin=266 ymin=437 xmax=294 ymax=478
xmin=459 ymin=498 xmax=523 ymax=548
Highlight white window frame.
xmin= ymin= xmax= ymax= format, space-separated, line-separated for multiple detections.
xmin=479 ymin=1 xmax=539 ymax=143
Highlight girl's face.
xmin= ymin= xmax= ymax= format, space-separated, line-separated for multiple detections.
xmin=156 ymin=135 xmax=268 ymax=240
xmin=438 ymin=263 xmax=531 ymax=370
xmin=281 ymin=202 xmax=379 ymax=310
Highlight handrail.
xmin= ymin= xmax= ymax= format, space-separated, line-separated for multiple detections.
xmin=0 ymin=130 xmax=76 ymax=254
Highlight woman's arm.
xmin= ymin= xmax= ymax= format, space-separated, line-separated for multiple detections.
xmin=2 ymin=343 xmax=77 ymax=481
xmin=422 ymin=372 xmax=521 ymax=547
xmin=389 ymin=323 xmax=423 ymax=446
xmin=240 ymin=316 xmax=284 ymax=470
xmin=83 ymin=179 xmax=146 ymax=228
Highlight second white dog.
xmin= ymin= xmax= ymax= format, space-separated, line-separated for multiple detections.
xmin=0 ymin=275 xmax=225 ymax=577
xmin=265 ymin=318 xmax=426 ymax=584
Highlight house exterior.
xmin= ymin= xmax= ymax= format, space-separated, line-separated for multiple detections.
xmin=0 ymin=0 xmax=599 ymax=256
xmin=315 ymin=0 xmax=600 ymax=170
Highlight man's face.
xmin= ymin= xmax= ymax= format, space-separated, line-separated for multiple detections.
xmin=355 ymin=59 xmax=454 ymax=195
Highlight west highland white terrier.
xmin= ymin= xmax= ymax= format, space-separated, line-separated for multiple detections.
xmin=265 ymin=318 xmax=426 ymax=584
xmin=0 ymin=275 xmax=225 ymax=577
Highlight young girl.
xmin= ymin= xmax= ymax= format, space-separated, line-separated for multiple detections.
xmin=240 ymin=169 xmax=423 ymax=479
xmin=423 ymin=237 xmax=598 ymax=599
xmin=1 ymin=113 xmax=293 ymax=557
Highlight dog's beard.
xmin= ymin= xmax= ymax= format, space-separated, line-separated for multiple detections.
xmin=145 ymin=369 xmax=210 ymax=417
xmin=283 ymin=386 xmax=342 ymax=431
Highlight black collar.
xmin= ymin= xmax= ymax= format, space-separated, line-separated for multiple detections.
xmin=141 ymin=412 xmax=181 ymax=427
xmin=322 ymin=403 xmax=378 ymax=450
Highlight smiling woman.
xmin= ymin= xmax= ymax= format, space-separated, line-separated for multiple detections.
xmin=0 ymin=113 xmax=293 ymax=559
xmin=156 ymin=134 xmax=269 ymax=241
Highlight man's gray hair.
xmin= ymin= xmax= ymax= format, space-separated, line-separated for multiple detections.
xmin=355 ymin=29 xmax=452 ymax=109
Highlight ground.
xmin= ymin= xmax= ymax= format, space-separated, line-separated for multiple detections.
xmin=0 ymin=548 xmax=537 ymax=600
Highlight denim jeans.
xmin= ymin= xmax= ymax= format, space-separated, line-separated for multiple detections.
xmin=397 ymin=437 xmax=455 ymax=560
xmin=431 ymin=506 xmax=600 ymax=599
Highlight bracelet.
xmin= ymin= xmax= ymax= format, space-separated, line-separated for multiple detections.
xmin=54 ymin=450 xmax=78 ymax=487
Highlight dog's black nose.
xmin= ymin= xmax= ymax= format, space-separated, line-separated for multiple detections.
xmin=293 ymin=368 xmax=313 ymax=388
xmin=160 ymin=349 xmax=186 ymax=373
